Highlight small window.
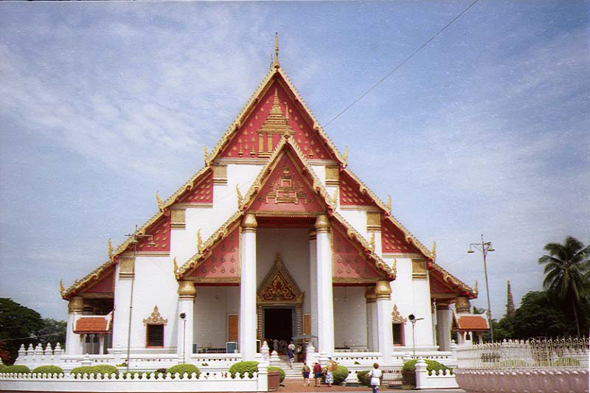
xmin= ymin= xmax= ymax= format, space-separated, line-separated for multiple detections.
xmin=146 ymin=324 xmax=164 ymax=347
xmin=392 ymin=323 xmax=404 ymax=346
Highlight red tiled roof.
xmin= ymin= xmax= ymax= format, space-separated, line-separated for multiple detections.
xmin=74 ymin=317 xmax=110 ymax=334
xmin=455 ymin=315 xmax=489 ymax=331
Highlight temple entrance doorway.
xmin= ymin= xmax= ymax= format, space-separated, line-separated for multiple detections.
xmin=264 ymin=307 xmax=294 ymax=354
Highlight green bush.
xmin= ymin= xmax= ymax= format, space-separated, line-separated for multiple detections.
xmin=0 ymin=364 xmax=5 ymax=372
xmin=32 ymin=365 xmax=64 ymax=375
xmin=70 ymin=366 xmax=95 ymax=377
xmin=357 ymin=370 xmax=370 ymax=386
xmin=402 ymin=359 xmax=451 ymax=376
xmin=166 ymin=364 xmax=200 ymax=379
xmin=91 ymin=365 xmax=119 ymax=378
xmin=1 ymin=365 xmax=31 ymax=374
xmin=268 ymin=366 xmax=285 ymax=383
xmin=229 ymin=361 xmax=259 ymax=379
xmin=332 ymin=365 xmax=349 ymax=385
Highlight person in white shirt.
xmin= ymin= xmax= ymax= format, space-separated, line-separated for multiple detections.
xmin=369 ymin=363 xmax=382 ymax=393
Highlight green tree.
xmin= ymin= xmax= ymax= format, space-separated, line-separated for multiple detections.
xmin=538 ymin=236 xmax=590 ymax=337
xmin=36 ymin=319 xmax=67 ymax=349
xmin=511 ymin=291 xmax=577 ymax=338
xmin=0 ymin=298 xmax=44 ymax=364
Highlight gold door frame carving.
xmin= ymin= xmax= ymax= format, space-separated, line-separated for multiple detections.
xmin=256 ymin=254 xmax=304 ymax=340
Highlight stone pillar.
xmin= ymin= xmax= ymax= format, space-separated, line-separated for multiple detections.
xmin=99 ymin=335 xmax=105 ymax=355
xmin=240 ymin=213 xmax=258 ymax=360
xmin=112 ymin=256 xmax=135 ymax=351
xmin=436 ymin=301 xmax=452 ymax=351
xmin=177 ymin=280 xmax=196 ymax=362
xmin=375 ymin=280 xmax=394 ymax=363
xmin=365 ymin=286 xmax=378 ymax=351
xmin=309 ymin=229 xmax=318 ymax=344
xmin=65 ymin=297 xmax=84 ymax=355
xmin=315 ymin=214 xmax=334 ymax=356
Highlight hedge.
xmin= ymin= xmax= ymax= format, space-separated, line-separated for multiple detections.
xmin=401 ymin=359 xmax=451 ymax=375
xmin=332 ymin=365 xmax=349 ymax=385
xmin=32 ymin=365 xmax=64 ymax=375
xmin=166 ymin=364 xmax=200 ymax=379
xmin=229 ymin=361 xmax=258 ymax=379
xmin=1 ymin=365 xmax=31 ymax=374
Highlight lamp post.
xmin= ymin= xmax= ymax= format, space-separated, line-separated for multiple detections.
xmin=467 ymin=234 xmax=495 ymax=342
xmin=408 ymin=314 xmax=424 ymax=359
xmin=124 ymin=225 xmax=155 ymax=372
xmin=179 ymin=312 xmax=187 ymax=364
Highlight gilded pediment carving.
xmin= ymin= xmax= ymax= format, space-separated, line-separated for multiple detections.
xmin=257 ymin=254 xmax=304 ymax=304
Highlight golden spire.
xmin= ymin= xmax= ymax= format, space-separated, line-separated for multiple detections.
xmin=432 ymin=241 xmax=437 ymax=260
xmin=332 ymin=188 xmax=338 ymax=207
xmin=197 ymin=229 xmax=203 ymax=253
xmin=236 ymin=184 xmax=243 ymax=207
xmin=156 ymin=191 xmax=163 ymax=212
xmin=474 ymin=280 xmax=479 ymax=294
xmin=108 ymin=238 xmax=114 ymax=261
xmin=370 ymin=232 xmax=375 ymax=252
xmin=274 ymin=32 xmax=280 ymax=68
xmin=393 ymin=258 xmax=397 ymax=273
xmin=173 ymin=257 xmax=178 ymax=273
xmin=270 ymin=53 xmax=274 ymax=71
xmin=386 ymin=195 xmax=392 ymax=213
xmin=204 ymin=146 xmax=209 ymax=164
xmin=343 ymin=146 xmax=349 ymax=168
xmin=59 ymin=279 xmax=65 ymax=295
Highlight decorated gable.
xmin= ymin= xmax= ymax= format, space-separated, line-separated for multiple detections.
xmin=133 ymin=215 xmax=171 ymax=254
xmin=430 ymin=273 xmax=458 ymax=297
xmin=80 ymin=268 xmax=115 ymax=295
xmin=187 ymin=226 xmax=240 ymax=283
xmin=257 ymin=254 xmax=303 ymax=304
xmin=332 ymin=227 xmax=383 ymax=282
xmin=177 ymin=170 xmax=213 ymax=204
xmin=249 ymin=152 xmax=324 ymax=214
xmin=339 ymin=171 xmax=373 ymax=206
xmin=220 ymin=79 xmax=333 ymax=161
xmin=381 ymin=219 xmax=421 ymax=254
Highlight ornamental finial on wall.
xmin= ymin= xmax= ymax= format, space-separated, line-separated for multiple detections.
xmin=332 ymin=189 xmax=338 ymax=207
xmin=156 ymin=191 xmax=164 ymax=212
xmin=236 ymin=184 xmax=243 ymax=208
xmin=432 ymin=241 xmax=437 ymax=260
xmin=370 ymin=232 xmax=375 ymax=252
xmin=386 ymin=195 xmax=392 ymax=213
xmin=197 ymin=229 xmax=203 ymax=253
xmin=203 ymin=146 xmax=209 ymax=165
xmin=274 ymin=32 xmax=280 ymax=68
xmin=474 ymin=280 xmax=478 ymax=294
xmin=343 ymin=146 xmax=349 ymax=168
xmin=108 ymin=238 xmax=114 ymax=261
xmin=59 ymin=279 xmax=65 ymax=296
xmin=173 ymin=257 xmax=178 ymax=274
xmin=143 ymin=305 xmax=168 ymax=326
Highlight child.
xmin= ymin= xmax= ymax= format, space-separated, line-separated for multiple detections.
xmin=369 ymin=363 xmax=382 ymax=393
xmin=301 ymin=362 xmax=311 ymax=387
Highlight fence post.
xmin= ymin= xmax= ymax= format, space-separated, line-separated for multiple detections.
xmin=258 ymin=361 xmax=269 ymax=392
xmin=415 ymin=357 xmax=428 ymax=390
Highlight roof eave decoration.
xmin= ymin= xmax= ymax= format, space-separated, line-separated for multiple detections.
xmin=429 ymin=261 xmax=477 ymax=299
xmin=62 ymin=260 xmax=113 ymax=300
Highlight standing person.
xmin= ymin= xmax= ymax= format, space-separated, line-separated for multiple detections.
xmin=313 ymin=362 xmax=322 ymax=387
xmin=324 ymin=367 xmax=333 ymax=387
xmin=287 ymin=341 xmax=296 ymax=369
xmin=368 ymin=363 xmax=382 ymax=393
xmin=301 ymin=361 xmax=311 ymax=387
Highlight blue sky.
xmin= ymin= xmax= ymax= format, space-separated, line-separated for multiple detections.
xmin=0 ymin=1 xmax=588 ymax=323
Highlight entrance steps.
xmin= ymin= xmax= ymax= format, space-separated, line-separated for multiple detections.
xmin=273 ymin=357 xmax=303 ymax=379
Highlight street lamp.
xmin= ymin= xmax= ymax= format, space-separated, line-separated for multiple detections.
xmin=467 ymin=234 xmax=495 ymax=342
xmin=408 ymin=314 xmax=424 ymax=359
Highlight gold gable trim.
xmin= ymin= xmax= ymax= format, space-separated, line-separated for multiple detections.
xmin=392 ymin=304 xmax=407 ymax=324
xmin=257 ymin=254 xmax=304 ymax=304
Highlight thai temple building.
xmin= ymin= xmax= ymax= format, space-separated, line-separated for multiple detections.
xmin=34 ymin=43 xmax=487 ymax=370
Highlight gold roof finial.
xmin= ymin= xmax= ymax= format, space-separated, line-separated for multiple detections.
xmin=204 ymin=146 xmax=209 ymax=165
xmin=270 ymin=53 xmax=274 ymax=71
xmin=236 ymin=184 xmax=243 ymax=208
xmin=173 ymin=257 xmax=178 ymax=273
xmin=332 ymin=188 xmax=338 ymax=207
xmin=59 ymin=279 xmax=65 ymax=295
xmin=274 ymin=32 xmax=280 ymax=68
xmin=197 ymin=229 xmax=203 ymax=253
xmin=474 ymin=280 xmax=479 ymax=294
xmin=432 ymin=241 xmax=437 ymax=260
xmin=393 ymin=258 xmax=397 ymax=273
xmin=386 ymin=195 xmax=392 ymax=213
xmin=343 ymin=146 xmax=349 ymax=168
xmin=108 ymin=238 xmax=114 ymax=261
xmin=156 ymin=191 xmax=163 ymax=212
xmin=370 ymin=232 xmax=375 ymax=252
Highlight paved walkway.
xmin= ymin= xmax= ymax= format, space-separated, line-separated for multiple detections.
xmin=278 ymin=378 xmax=466 ymax=393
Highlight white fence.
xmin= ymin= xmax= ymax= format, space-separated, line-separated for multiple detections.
xmin=0 ymin=368 xmax=268 ymax=392
xmin=455 ymin=337 xmax=589 ymax=369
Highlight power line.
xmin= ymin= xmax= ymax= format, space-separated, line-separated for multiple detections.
xmin=324 ymin=0 xmax=480 ymax=128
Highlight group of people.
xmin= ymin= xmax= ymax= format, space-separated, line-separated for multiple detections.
xmin=300 ymin=361 xmax=383 ymax=392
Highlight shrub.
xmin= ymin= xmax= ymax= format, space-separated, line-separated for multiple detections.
xmin=70 ymin=366 xmax=95 ymax=377
xmin=229 ymin=361 xmax=259 ymax=379
xmin=32 ymin=365 xmax=64 ymax=375
xmin=166 ymin=364 xmax=200 ymax=379
xmin=357 ymin=370 xmax=370 ymax=386
xmin=402 ymin=359 xmax=450 ymax=376
xmin=268 ymin=366 xmax=285 ymax=383
xmin=1 ymin=365 xmax=31 ymax=374
xmin=91 ymin=365 xmax=119 ymax=378
xmin=332 ymin=365 xmax=349 ymax=385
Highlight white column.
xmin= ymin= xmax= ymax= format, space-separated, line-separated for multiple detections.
xmin=375 ymin=280 xmax=394 ymax=363
xmin=65 ymin=297 xmax=83 ymax=355
xmin=240 ymin=213 xmax=258 ymax=360
xmin=99 ymin=335 xmax=105 ymax=355
xmin=112 ymin=257 xmax=134 ymax=351
xmin=315 ymin=214 xmax=334 ymax=356
xmin=436 ymin=302 xmax=452 ymax=351
xmin=177 ymin=280 xmax=196 ymax=362
xmin=365 ymin=286 xmax=378 ymax=351
xmin=309 ymin=230 xmax=318 ymax=343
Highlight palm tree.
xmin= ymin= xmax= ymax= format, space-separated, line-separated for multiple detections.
xmin=538 ymin=236 xmax=590 ymax=337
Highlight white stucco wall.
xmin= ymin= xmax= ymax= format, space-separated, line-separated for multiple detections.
xmin=195 ymin=286 xmax=239 ymax=350
xmin=333 ymin=286 xmax=367 ymax=349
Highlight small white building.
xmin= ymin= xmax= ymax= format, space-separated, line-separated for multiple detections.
xmin=56 ymin=53 xmax=482 ymax=369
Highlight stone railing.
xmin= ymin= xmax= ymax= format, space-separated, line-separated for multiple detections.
xmin=415 ymin=358 xmax=458 ymax=389
xmin=0 ymin=366 xmax=268 ymax=392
